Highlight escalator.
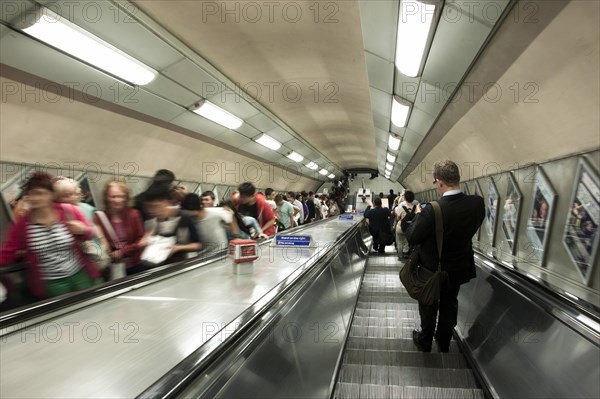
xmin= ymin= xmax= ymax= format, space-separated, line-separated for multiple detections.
xmin=334 ymin=249 xmax=485 ymax=399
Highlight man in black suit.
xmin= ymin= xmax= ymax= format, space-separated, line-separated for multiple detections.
xmin=406 ymin=160 xmax=485 ymax=352
xmin=364 ymin=197 xmax=391 ymax=254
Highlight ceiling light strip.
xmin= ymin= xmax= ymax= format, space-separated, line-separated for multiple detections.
xmin=23 ymin=7 xmax=157 ymax=85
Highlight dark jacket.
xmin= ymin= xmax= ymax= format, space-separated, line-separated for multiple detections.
xmin=365 ymin=206 xmax=391 ymax=233
xmin=406 ymin=193 xmax=485 ymax=286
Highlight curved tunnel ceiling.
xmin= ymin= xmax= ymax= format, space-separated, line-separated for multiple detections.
xmin=1 ymin=0 xmax=597 ymax=187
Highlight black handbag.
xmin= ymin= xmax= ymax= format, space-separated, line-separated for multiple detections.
xmin=378 ymin=228 xmax=395 ymax=246
xmin=399 ymin=201 xmax=448 ymax=306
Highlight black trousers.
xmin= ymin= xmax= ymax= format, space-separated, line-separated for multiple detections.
xmin=418 ymin=280 xmax=461 ymax=349
xmin=369 ymin=228 xmax=384 ymax=253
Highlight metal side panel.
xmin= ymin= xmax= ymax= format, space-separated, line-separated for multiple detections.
xmin=211 ymin=240 xmax=369 ymax=399
xmin=457 ymin=264 xmax=600 ymax=399
xmin=0 ymin=218 xmax=363 ymax=399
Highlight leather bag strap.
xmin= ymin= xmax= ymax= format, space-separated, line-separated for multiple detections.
xmin=431 ymin=201 xmax=444 ymax=272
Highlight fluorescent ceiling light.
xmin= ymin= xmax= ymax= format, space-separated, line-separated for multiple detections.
xmin=287 ymin=151 xmax=304 ymax=162
xmin=328 ymin=174 xmax=335 ymax=179
xmin=319 ymin=169 xmax=329 ymax=175
xmin=306 ymin=162 xmax=318 ymax=170
xmin=387 ymin=153 xmax=396 ymax=163
xmin=396 ymin=0 xmax=436 ymax=77
xmin=385 ymin=163 xmax=393 ymax=171
xmin=193 ymin=101 xmax=243 ymax=129
xmin=388 ymin=134 xmax=401 ymax=151
xmin=255 ymin=134 xmax=281 ymax=150
xmin=23 ymin=8 xmax=156 ymax=85
xmin=391 ymin=97 xmax=411 ymax=128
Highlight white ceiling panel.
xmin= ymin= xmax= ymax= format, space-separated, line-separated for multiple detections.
xmin=370 ymin=88 xmax=392 ymax=118
xmin=403 ymin=130 xmax=425 ymax=148
xmin=145 ymin=76 xmax=199 ymax=108
xmin=413 ymin=80 xmax=452 ymax=118
xmin=246 ymin=114 xmax=278 ymax=134
xmin=264 ymin=126 xmax=294 ymax=145
xmin=407 ymin=109 xmax=436 ymax=137
xmin=400 ymin=139 xmax=419 ymax=154
xmin=162 ymin=59 xmax=223 ymax=99
xmin=215 ymin=131 xmax=252 ymax=148
xmin=235 ymin=123 xmax=262 ymax=140
xmin=423 ymin=10 xmax=498 ymax=91
xmin=365 ymin=53 xmax=394 ymax=93
xmin=122 ymin=90 xmax=184 ymax=122
xmin=359 ymin=0 xmax=398 ymax=61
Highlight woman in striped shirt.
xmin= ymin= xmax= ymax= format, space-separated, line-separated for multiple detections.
xmin=0 ymin=172 xmax=100 ymax=299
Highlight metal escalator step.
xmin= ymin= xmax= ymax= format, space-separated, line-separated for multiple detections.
xmin=350 ymin=325 xmax=418 ymax=339
xmin=403 ymin=386 xmax=485 ymax=399
xmin=338 ymin=365 xmax=478 ymax=388
xmin=346 ymin=337 xmax=461 ymax=354
xmin=357 ymin=296 xmax=415 ymax=304
xmin=359 ymin=290 xmax=406 ymax=296
xmin=333 ymin=382 xmax=361 ymax=399
xmin=354 ymin=309 xmax=418 ymax=319
xmin=355 ymin=302 xmax=419 ymax=311
xmin=352 ymin=316 xmax=418 ymax=328
xmin=342 ymin=349 xmax=469 ymax=369
xmin=334 ymin=383 xmax=484 ymax=399
xmin=365 ymin=266 xmax=401 ymax=273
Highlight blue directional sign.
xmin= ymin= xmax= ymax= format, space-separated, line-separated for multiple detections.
xmin=338 ymin=214 xmax=354 ymax=220
xmin=275 ymin=235 xmax=312 ymax=247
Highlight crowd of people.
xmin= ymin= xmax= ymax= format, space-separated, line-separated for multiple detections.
xmin=0 ymin=168 xmax=347 ymax=302
xmin=364 ymin=189 xmax=420 ymax=258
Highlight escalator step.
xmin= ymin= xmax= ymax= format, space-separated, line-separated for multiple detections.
xmin=352 ymin=316 xmax=419 ymax=327
xmin=342 ymin=349 xmax=469 ymax=369
xmin=338 ymin=364 xmax=478 ymax=388
xmin=354 ymin=309 xmax=418 ymax=319
xmin=334 ymin=383 xmax=485 ymax=399
xmin=355 ymin=302 xmax=419 ymax=311
xmin=346 ymin=337 xmax=461 ymax=354
xmin=350 ymin=324 xmax=418 ymax=339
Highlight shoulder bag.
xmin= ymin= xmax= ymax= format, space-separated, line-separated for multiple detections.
xmin=95 ymin=211 xmax=126 ymax=280
xmin=399 ymin=201 xmax=448 ymax=306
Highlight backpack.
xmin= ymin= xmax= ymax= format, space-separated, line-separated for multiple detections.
xmin=400 ymin=206 xmax=416 ymax=233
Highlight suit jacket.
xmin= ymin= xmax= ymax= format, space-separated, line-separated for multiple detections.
xmin=406 ymin=193 xmax=485 ymax=286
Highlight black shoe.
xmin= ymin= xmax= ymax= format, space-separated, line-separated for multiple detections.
xmin=435 ymin=339 xmax=450 ymax=353
xmin=412 ymin=330 xmax=431 ymax=352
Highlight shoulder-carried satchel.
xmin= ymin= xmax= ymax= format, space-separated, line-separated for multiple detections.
xmin=399 ymin=201 xmax=448 ymax=306
xmin=95 ymin=211 xmax=126 ymax=279
xmin=62 ymin=204 xmax=110 ymax=270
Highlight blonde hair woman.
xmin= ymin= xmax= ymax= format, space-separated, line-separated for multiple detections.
xmin=94 ymin=180 xmax=146 ymax=276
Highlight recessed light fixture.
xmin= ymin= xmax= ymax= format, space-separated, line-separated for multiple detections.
xmin=395 ymin=0 xmax=436 ymax=77
xmin=23 ymin=7 xmax=157 ymax=85
xmin=388 ymin=134 xmax=401 ymax=151
xmin=255 ymin=134 xmax=281 ymax=150
xmin=192 ymin=101 xmax=243 ymax=129
xmin=287 ymin=151 xmax=304 ymax=162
